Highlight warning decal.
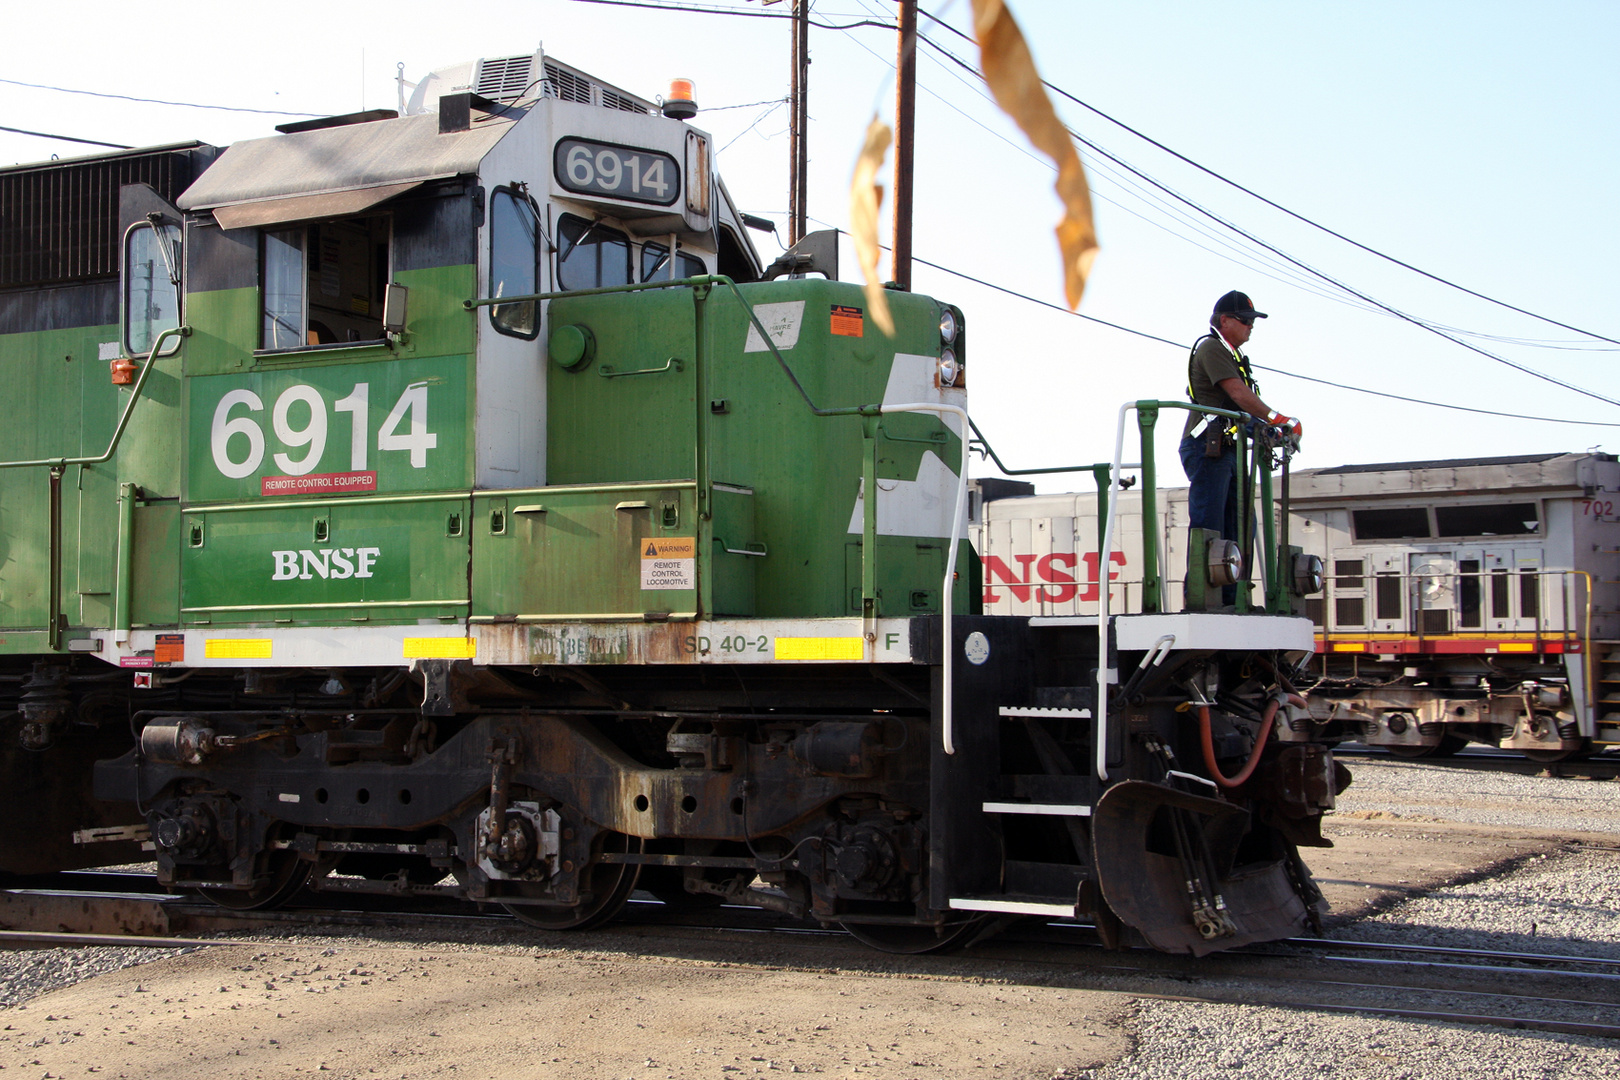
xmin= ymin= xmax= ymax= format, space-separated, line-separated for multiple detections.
xmin=830 ymin=305 xmax=864 ymax=337
xmin=154 ymin=634 xmax=185 ymax=664
xmin=641 ymin=536 xmax=696 ymax=590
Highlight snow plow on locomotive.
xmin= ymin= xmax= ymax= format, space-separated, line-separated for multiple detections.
xmin=0 ymin=48 xmax=1343 ymax=955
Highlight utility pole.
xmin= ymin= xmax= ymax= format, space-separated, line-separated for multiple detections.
xmin=788 ymin=0 xmax=810 ymax=245
xmin=892 ymin=0 xmax=917 ymax=290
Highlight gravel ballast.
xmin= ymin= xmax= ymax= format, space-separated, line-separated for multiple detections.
xmin=0 ymin=945 xmax=178 ymax=1008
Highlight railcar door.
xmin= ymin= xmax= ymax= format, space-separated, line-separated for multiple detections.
xmin=1454 ymin=547 xmax=1485 ymax=631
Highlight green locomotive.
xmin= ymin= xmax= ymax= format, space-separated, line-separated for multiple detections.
xmin=0 ymin=48 xmax=1341 ymax=953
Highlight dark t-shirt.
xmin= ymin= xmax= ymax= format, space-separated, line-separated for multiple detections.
xmin=1183 ymin=334 xmax=1250 ymax=438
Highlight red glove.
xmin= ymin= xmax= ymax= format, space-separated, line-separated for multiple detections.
xmin=1267 ymin=412 xmax=1303 ymax=439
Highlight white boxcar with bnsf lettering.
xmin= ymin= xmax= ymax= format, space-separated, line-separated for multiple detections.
xmin=973 ymin=453 xmax=1620 ymax=761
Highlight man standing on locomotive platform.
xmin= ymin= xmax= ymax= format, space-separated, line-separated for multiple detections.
xmin=1180 ymin=291 xmax=1302 ymax=597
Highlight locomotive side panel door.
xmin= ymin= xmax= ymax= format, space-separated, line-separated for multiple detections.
xmin=1366 ymin=548 xmax=1406 ymax=635
xmin=1408 ymin=551 xmax=1455 ymax=636
xmin=1483 ymin=545 xmax=1541 ymax=633
xmin=1515 ymin=546 xmax=1545 ymax=633
xmin=1454 ymin=546 xmax=1485 ymax=632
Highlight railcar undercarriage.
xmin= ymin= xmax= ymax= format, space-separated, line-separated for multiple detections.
xmin=0 ymin=616 xmax=1340 ymax=955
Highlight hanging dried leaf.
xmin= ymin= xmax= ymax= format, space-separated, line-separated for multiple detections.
xmin=849 ymin=113 xmax=896 ymax=338
xmin=971 ymin=0 xmax=1098 ymax=308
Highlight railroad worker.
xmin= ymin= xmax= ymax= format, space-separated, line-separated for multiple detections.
xmin=1180 ymin=290 xmax=1302 ymax=577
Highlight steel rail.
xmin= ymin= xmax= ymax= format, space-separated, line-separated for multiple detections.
xmin=10 ymin=886 xmax=1620 ymax=1039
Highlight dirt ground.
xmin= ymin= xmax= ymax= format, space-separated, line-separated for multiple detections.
xmin=0 ymin=811 xmax=1583 ymax=1080
xmin=0 ymin=943 xmax=1129 ymax=1080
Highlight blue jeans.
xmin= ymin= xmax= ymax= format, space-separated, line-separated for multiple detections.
xmin=1180 ymin=434 xmax=1239 ymax=603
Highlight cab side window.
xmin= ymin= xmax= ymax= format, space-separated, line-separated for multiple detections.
xmin=556 ymin=214 xmax=630 ymax=292
xmin=261 ymin=215 xmax=390 ymax=350
xmin=490 ymin=188 xmax=540 ymax=337
xmin=640 ymin=242 xmax=704 ymax=283
xmin=123 ymin=221 xmax=183 ymax=356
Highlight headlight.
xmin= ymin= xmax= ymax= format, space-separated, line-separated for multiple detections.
xmin=1208 ymin=539 xmax=1243 ymax=587
xmin=939 ymin=306 xmax=958 ymax=345
xmin=938 ymin=349 xmax=959 ymax=387
xmin=1292 ymin=553 xmax=1325 ymax=595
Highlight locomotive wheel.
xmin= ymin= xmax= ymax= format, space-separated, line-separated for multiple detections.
xmin=503 ymin=833 xmax=641 ymax=931
xmin=841 ymin=917 xmax=984 ymax=955
xmin=196 ymin=853 xmax=312 ymax=911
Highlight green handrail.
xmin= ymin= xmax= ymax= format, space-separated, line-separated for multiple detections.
xmin=1124 ymin=399 xmax=1290 ymax=614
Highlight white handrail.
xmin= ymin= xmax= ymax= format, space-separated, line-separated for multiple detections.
xmin=877 ymin=402 xmax=971 ymax=754
xmin=1095 ymin=401 xmax=1137 ymax=782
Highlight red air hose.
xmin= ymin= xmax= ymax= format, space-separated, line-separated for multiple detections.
xmin=1197 ymin=694 xmax=1307 ymax=790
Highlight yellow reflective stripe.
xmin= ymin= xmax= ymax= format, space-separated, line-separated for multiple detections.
xmin=204 ymin=638 xmax=272 ymax=660
xmin=403 ymin=637 xmax=477 ymax=659
xmin=775 ymin=637 xmax=864 ymax=661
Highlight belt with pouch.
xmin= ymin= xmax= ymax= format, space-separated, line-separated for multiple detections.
xmin=1192 ymin=413 xmax=1233 ymax=458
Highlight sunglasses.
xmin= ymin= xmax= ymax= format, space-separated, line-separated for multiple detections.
xmin=1227 ymin=314 xmax=1255 ymax=326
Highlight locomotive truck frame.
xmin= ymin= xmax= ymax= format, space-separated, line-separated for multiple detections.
xmin=0 ymin=46 xmax=1339 ymax=955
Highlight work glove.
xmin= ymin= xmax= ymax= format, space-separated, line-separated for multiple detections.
xmin=1267 ymin=412 xmax=1303 ymax=440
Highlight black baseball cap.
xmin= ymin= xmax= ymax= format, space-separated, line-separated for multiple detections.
xmin=1213 ymin=291 xmax=1267 ymax=321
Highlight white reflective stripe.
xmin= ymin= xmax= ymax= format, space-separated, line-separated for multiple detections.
xmin=1166 ymin=770 xmax=1219 ymax=793
xmin=948 ymin=898 xmax=1076 ymax=917
xmin=982 ymin=802 xmax=1092 ymax=817
xmin=999 ymin=706 xmax=1091 ymax=719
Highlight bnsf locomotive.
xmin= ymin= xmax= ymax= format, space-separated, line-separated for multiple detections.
xmin=977 ymin=452 xmax=1620 ymax=762
xmin=0 ymin=48 xmax=1340 ymax=955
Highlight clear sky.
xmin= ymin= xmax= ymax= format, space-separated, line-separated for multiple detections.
xmin=4 ymin=1 xmax=1616 ymax=489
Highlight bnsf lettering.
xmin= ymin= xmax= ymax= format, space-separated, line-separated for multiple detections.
xmin=982 ymin=550 xmax=1127 ymax=605
xmin=271 ymin=547 xmax=381 ymax=581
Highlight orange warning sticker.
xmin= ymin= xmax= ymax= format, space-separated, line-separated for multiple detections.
xmin=154 ymin=634 xmax=185 ymax=664
xmin=641 ymin=536 xmax=696 ymax=590
xmin=642 ymin=537 xmax=696 ymax=559
xmin=830 ymin=305 xmax=864 ymax=337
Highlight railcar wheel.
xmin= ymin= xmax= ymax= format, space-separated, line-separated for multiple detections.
xmin=196 ymin=854 xmax=312 ymax=911
xmin=503 ymin=833 xmax=641 ymax=931
xmin=841 ymin=917 xmax=985 ymax=955
xmin=1521 ymin=739 xmax=1592 ymax=764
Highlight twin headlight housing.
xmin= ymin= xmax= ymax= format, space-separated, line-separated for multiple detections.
xmin=937 ymin=304 xmax=964 ymax=387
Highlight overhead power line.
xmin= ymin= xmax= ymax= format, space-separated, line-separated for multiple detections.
xmin=911 ymin=29 xmax=1620 ymax=410
xmin=0 ymin=124 xmax=131 ymax=149
xmin=915 ymin=7 xmax=1620 ymax=349
xmin=562 ymin=0 xmax=891 ymax=31
xmin=800 ymin=220 xmax=1620 ymax=429
xmin=0 ymin=76 xmax=320 ymax=117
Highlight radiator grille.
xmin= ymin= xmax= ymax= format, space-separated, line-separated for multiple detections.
xmin=0 ymin=148 xmax=197 ymax=289
xmin=601 ymin=89 xmax=649 ymax=114
xmin=474 ymin=55 xmax=536 ymax=101
xmin=545 ymin=63 xmax=594 ymax=105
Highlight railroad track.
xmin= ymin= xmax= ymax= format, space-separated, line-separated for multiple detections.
xmin=1334 ymin=744 xmax=1620 ymax=780
xmin=5 ymin=873 xmax=1619 ymax=1040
